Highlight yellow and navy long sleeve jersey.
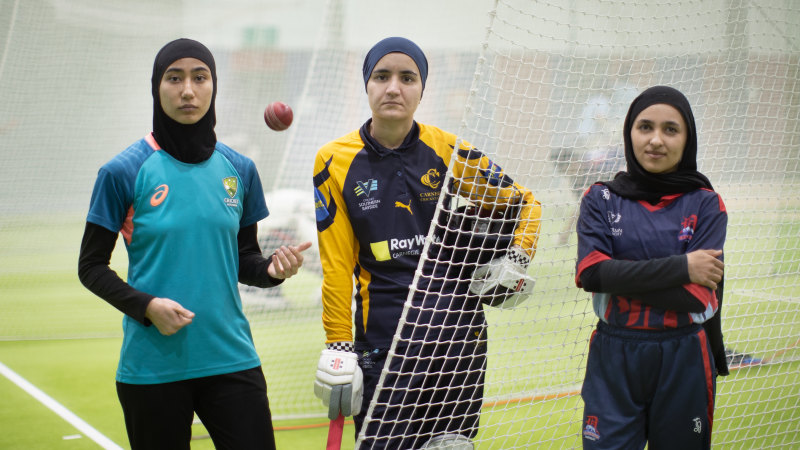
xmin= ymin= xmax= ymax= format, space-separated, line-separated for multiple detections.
xmin=313 ymin=120 xmax=541 ymax=348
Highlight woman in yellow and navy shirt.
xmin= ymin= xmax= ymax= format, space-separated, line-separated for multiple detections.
xmin=313 ymin=37 xmax=541 ymax=449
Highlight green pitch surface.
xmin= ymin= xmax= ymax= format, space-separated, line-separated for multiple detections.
xmin=1 ymin=217 xmax=798 ymax=448
xmin=0 ymin=338 xmax=357 ymax=449
xmin=1 ymin=334 xmax=796 ymax=449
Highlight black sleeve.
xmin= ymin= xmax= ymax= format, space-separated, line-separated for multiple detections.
xmin=238 ymin=223 xmax=284 ymax=288
xmin=77 ymin=222 xmax=153 ymax=325
xmin=703 ymin=278 xmax=729 ymax=376
xmin=579 ymin=255 xmax=705 ymax=313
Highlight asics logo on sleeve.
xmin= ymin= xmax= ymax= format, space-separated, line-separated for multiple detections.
xmin=150 ymin=184 xmax=169 ymax=207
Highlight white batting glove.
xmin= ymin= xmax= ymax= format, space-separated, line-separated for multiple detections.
xmin=469 ymin=246 xmax=535 ymax=309
xmin=314 ymin=347 xmax=363 ymax=419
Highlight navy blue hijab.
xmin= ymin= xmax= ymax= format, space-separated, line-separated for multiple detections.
xmin=362 ymin=37 xmax=428 ymax=95
xmin=602 ymin=85 xmax=713 ymax=204
xmin=151 ymin=38 xmax=217 ymax=164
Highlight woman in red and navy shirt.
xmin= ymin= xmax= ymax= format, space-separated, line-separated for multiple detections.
xmin=576 ymin=86 xmax=729 ymax=450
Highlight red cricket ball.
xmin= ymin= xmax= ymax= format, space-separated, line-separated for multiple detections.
xmin=264 ymin=101 xmax=293 ymax=131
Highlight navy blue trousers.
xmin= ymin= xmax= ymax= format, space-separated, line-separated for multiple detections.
xmin=581 ymin=322 xmax=717 ymax=450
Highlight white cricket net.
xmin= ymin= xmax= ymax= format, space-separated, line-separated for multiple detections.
xmin=354 ymin=1 xmax=800 ymax=449
xmin=0 ymin=0 xmax=798 ymax=448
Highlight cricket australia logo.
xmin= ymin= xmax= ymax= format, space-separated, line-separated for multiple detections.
xmin=223 ymin=177 xmax=238 ymax=197
xmin=355 ymin=179 xmax=378 ymax=197
xmin=222 ymin=177 xmax=239 ymax=207
xmin=420 ymin=168 xmax=441 ymax=189
xmin=679 ymin=215 xmax=697 ymax=241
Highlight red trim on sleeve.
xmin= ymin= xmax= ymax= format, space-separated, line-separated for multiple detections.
xmin=120 ymin=206 xmax=135 ymax=245
xmin=698 ymin=329 xmax=715 ymax=431
xmin=700 ymin=188 xmax=726 ymax=212
xmin=575 ymin=250 xmax=611 ymax=287
xmin=683 ymin=283 xmax=717 ymax=309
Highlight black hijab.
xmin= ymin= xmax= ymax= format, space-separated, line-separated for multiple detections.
xmin=151 ymin=38 xmax=217 ymax=164
xmin=602 ymin=85 xmax=713 ymax=203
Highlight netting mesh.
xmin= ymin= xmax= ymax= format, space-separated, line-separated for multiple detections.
xmin=0 ymin=0 xmax=797 ymax=447
xmin=357 ymin=0 xmax=800 ymax=448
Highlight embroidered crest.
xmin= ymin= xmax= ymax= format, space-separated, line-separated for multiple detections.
xmin=583 ymin=415 xmax=601 ymax=441
xmin=679 ymin=214 xmax=697 ymax=241
xmin=222 ymin=177 xmax=238 ymax=198
xmin=421 ymin=168 xmax=441 ymax=189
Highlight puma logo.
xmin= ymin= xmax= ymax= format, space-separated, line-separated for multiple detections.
xmin=395 ymin=200 xmax=412 ymax=215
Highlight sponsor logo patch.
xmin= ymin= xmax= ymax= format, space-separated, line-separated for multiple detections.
xmin=355 ymin=179 xmax=381 ymax=211
xmin=479 ymin=159 xmax=504 ymax=186
xmin=223 ymin=177 xmax=239 ymax=207
xmin=355 ymin=179 xmax=378 ymax=197
xmin=420 ymin=168 xmax=442 ymax=189
xmin=370 ymin=234 xmax=427 ymax=261
xmin=679 ymin=215 xmax=697 ymax=241
xmin=223 ymin=177 xmax=238 ymax=197
xmin=371 ymin=241 xmax=391 ymax=262
xmin=583 ymin=415 xmax=601 ymax=441
xmin=314 ymin=188 xmax=330 ymax=221
xmin=395 ymin=200 xmax=413 ymax=215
